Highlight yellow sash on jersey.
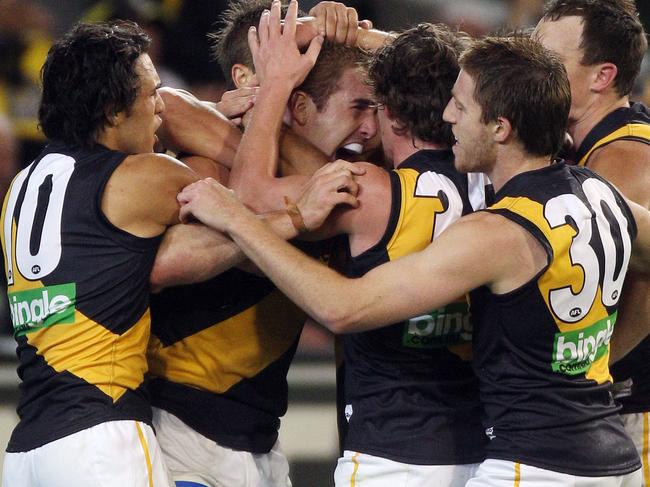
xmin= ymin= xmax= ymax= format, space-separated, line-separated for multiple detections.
xmin=579 ymin=123 xmax=650 ymax=166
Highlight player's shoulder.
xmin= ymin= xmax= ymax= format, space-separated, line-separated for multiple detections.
xmin=117 ymin=152 xmax=197 ymax=190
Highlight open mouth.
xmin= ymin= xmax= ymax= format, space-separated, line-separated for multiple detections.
xmin=335 ymin=142 xmax=364 ymax=159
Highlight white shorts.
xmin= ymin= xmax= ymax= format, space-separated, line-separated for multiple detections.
xmin=465 ymin=459 xmax=642 ymax=486
xmin=334 ymin=449 xmax=480 ymax=487
xmin=152 ymin=407 xmax=291 ymax=487
xmin=2 ymin=420 xmax=172 ymax=487
xmin=621 ymin=412 xmax=650 ymax=486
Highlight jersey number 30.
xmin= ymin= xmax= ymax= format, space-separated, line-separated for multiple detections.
xmin=544 ymin=178 xmax=632 ymax=323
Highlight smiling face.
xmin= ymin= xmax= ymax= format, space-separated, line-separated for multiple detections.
xmin=443 ymin=70 xmax=496 ymax=174
xmin=533 ymin=17 xmax=597 ymax=127
xmin=292 ymin=67 xmax=378 ymax=160
xmin=112 ymin=54 xmax=164 ymax=154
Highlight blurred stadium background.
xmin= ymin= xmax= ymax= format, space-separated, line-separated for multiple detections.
xmin=0 ymin=1 xmax=649 ymax=485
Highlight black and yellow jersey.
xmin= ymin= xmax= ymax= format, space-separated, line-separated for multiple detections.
xmin=576 ymin=102 xmax=650 ymax=414
xmin=1 ymin=141 xmax=160 ymax=452
xmin=472 ymin=161 xmax=640 ymax=476
xmin=341 ymin=149 xmax=488 ymax=465
xmin=148 ymin=268 xmax=306 ymax=453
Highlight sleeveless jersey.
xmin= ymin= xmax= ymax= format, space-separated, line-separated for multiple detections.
xmin=1 ymin=141 xmax=160 ymax=452
xmin=576 ymin=102 xmax=650 ymax=414
xmin=472 ymin=161 xmax=640 ymax=476
xmin=341 ymin=149 xmax=488 ymax=465
xmin=148 ymin=269 xmax=306 ymax=453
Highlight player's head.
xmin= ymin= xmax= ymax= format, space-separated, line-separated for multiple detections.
xmin=368 ymin=23 xmax=466 ymax=163
xmin=443 ymin=36 xmax=570 ymax=172
xmin=288 ymin=42 xmax=378 ymax=160
xmin=210 ymin=0 xmax=289 ymax=89
xmin=534 ymin=0 xmax=646 ymax=120
xmin=39 ymin=21 xmax=157 ymax=150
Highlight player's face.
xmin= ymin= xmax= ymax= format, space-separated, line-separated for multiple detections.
xmin=533 ymin=17 xmax=596 ymax=128
xmin=443 ymin=70 xmax=495 ymax=173
xmin=298 ymin=67 xmax=378 ymax=160
xmin=114 ymin=54 xmax=164 ymax=154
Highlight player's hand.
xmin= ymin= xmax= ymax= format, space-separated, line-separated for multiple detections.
xmin=296 ymin=160 xmax=366 ymax=230
xmin=248 ymin=0 xmax=323 ymax=89
xmin=178 ymin=178 xmax=251 ymax=232
xmin=308 ymin=1 xmax=363 ymax=46
xmin=216 ymin=86 xmax=258 ymax=125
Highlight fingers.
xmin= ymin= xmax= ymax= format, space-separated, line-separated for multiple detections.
xmin=330 ymin=190 xmax=360 ymax=208
xmin=345 ymin=8 xmax=359 ymax=46
xmin=248 ymin=25 xmax=260 ymax=65
xmin=284 ymin=0 xmax=298 ymax=38
xmin=320 ymin=159 xmax=367 ymax=177
xmin=359 ymin=19 xmax=373 ymax=30
xmin=269 ymin=0 xmax=282 ymax=40
xmin=178 ymin=204 xmax=193 ymax=224
xmin=334 ymin=5 xmax=348 ymax=44
xmin=309 ymin=2 xmax=360 ymax=45
xmin=304 ymin=34 xmax=324 ymax=69
xmin=258 ymin=9 xmax=270 ymax=45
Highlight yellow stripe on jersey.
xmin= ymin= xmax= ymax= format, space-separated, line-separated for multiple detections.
xmin=27 ymin=311 xmax=150 ymax=402
xmin=387 ymin=167 xmax=447 ymax=261
xmin=491 ymin=196 xmax=613 ymax=384
xmin=578 ymin=123 xmax=650 ymax=166
xmin=148 ymin=289 xmax=304 ymax=393
xmin=5 ymin=247 xmax=150 ymax=402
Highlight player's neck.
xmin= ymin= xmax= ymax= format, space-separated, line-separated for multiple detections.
xmin=392 ymin=136 xmax=447 ymax=168
xmin=569 ymin=95 xmax=630 ymax=150
xmin=489 ymin=146 xmax=553 ymax=193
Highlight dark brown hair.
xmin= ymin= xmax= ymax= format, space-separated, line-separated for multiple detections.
xmin=297 ymin=42 xmax=371 ymax=111
xmin=460 ymin=36 xmax=571 ymax=157
xmin=542 ymin=0 xmax=647 ymax=96
xmin=368 ymin=23 xmax=466 ymax=146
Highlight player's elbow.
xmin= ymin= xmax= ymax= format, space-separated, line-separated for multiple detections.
xmin=317 ymin=305 xmax=365 ymax=334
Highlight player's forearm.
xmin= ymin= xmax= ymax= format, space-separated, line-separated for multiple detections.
xmin=151 ymin=210 xmax=300 ymax=291
xmin=150 ymin=222 xmax=244 ymax=291
xmin=229 ymin=81 xmax=294 ymax=205
xmin=295 ymin=19 xmax=394 ymax=50
xmin=609 ymin=273 xmax=650 ymax=363
xmin=158 ymin=88 xmax=241 ymax=167
xmin=226 ymin=210 xmax=375 ymax=333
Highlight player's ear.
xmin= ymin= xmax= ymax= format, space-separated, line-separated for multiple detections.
xmin=289 ymin=91 xmax=310 ymax=126
xmin=232 ymin=64 xmax=256 ymax=88
xmin=591 ymin=63 xmax=618 ymax=93
xmin=493 ymin=116 xmax=512 ymax=143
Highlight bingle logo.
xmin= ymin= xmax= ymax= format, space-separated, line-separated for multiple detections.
xmin=552 ymin=313 xmax=616 ymax=375
xmin=8 ymin=283 xmax=76 ymax=336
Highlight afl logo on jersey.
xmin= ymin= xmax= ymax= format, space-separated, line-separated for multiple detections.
xmin=569 ymin=308 xmax=581 ymax=318
xmin=31 ymin=265 xmax=41 ymax=275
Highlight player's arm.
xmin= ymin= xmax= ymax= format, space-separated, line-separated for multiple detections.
xmin=178 ymin=176 xmax=544 ymax=332
xmin=302 ymin=161 xmax=390 ymax=243
xmin=297 ymin=2 xmax=394 ymax=50
xmin=610 ymin=200 xmax=650 ymax=361
xmin=152 ymin=159 xmax=364 ymax=290
xmin=228 ymin=0 xmax=323 ymax=212
xmin=157 ymin=87 xmax=242 ymax=167
xmin=588 ymin=141 xmax=650 ymax=209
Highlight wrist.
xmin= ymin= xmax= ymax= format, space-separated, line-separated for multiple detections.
xmin=284 ymin=196 xmax=309 ymax=234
